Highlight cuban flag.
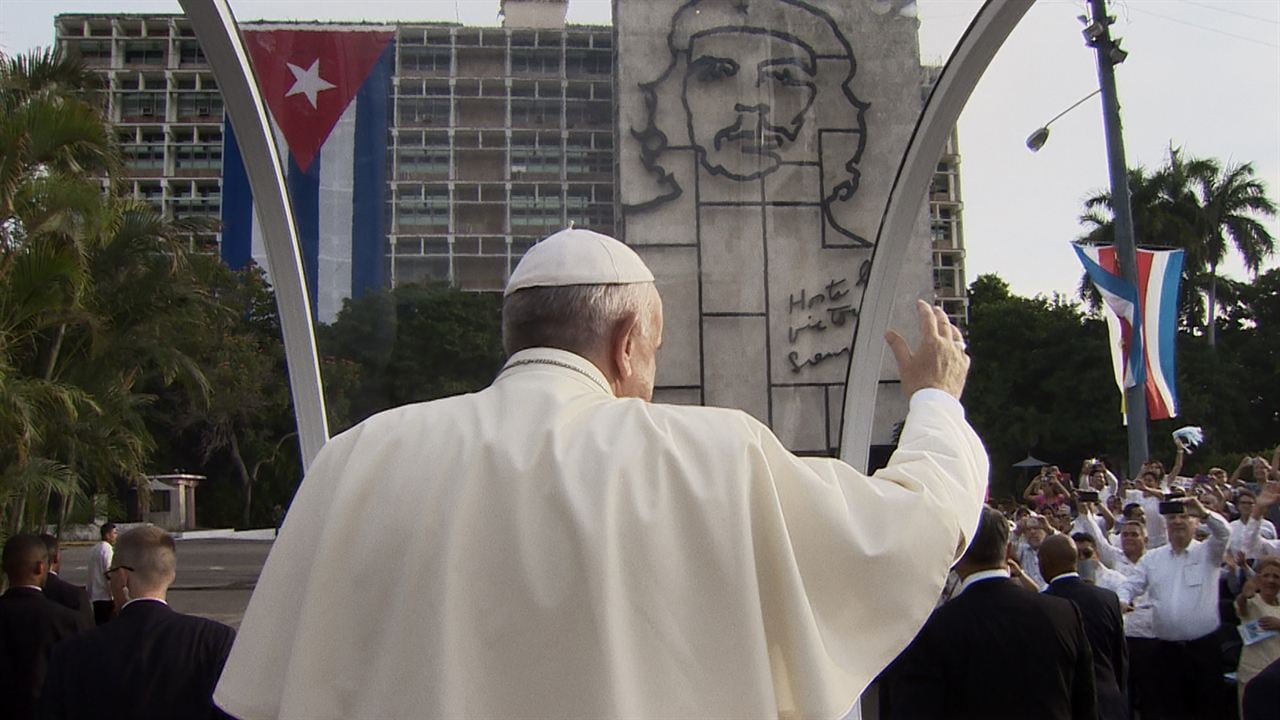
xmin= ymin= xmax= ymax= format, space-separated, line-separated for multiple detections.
xmin=1073 ymin=244 xmax=1186 ymax=420
xmin=221 ymin=28 xmax=394 ymax=323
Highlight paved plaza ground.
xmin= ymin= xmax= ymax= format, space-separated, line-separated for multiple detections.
xmin=60 ymin=538 xmax=273 ymax=629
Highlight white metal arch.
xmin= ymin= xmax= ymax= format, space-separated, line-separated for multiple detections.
xmin=839 ymin=0 xmax=1035 ymax=470
xmin=179 ymin=0 xmax=330 ymax=469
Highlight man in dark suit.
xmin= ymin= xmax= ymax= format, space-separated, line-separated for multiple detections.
xmin=1243 ymin=656 xmax=1280 ymax=720
xmin=38 ymin=534 xmax=92 ymax=625
xmin=1040 ymin=533 xmax=1129 ymax=720
xmin=0 ymin=534 xmax=91 ymax=720
xmin=41 ymin=526 xmax=237 ymax=720
xmin=886 ymin=505 xmax=1097 ymax=720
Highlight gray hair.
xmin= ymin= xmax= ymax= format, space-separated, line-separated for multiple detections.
xmin=115 ymin=526 xmax=177 ymax=590
xmin=502 ymin=282 xmax=658 ymax=356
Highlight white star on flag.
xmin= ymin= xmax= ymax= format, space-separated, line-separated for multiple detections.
xmin=285 ymin=58 xmax=337 ymax=108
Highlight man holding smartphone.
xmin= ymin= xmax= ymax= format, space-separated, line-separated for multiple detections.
xmin=1116 ymin=496 xmax=1229 ymax=719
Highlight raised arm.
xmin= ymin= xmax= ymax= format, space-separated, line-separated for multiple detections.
xmin=1024 ymin=475 xmax=1043 ymax=503
xmin=1168 ymin=443 xmax=1185 ymax=482
xmin=1076 ymin=504 xmax=1122 ymax=569
xmin=1231 ymin=456 xmax=1253 ymax=485
xmin=1246 ymin=482 xmax=1280 ymax=557
xmin=1186 ymin=497 xmax=1229 ymax=557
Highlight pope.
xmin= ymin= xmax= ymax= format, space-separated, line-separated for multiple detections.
xmin=213 ymin=228 xmax=988 ymax=720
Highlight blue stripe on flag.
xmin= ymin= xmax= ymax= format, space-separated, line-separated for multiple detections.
xmin=1073 ymin=245 xmax=1137 ymax=307
xmin=1156 ymin=249 xmax=1185 ymax=409
xmin=351 ymin=44 xmax=393 ymax=300
xmin=288 ymin=154 xmax=322 ymax=317
xmin=220 ymin=120 xmax=254 ymax=269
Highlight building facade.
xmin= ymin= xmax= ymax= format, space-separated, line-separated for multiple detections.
xmin=54 ymin=10 xmax=965 ymax=320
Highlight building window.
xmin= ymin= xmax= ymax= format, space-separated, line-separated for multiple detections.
xmin=510 ymin=51 xmax=560 ymax=75
xmin=510 ymin=146 xmax=560 ymax=175
xmin=397 ymin=147 xmax=450 ymax=175
xmin=176 ymin=92 xmax=221 ymax=119
xmin=509 ymin=188 xmax=562 ymax=229
xmin=174 ymin=142 xmax=222 ymax=170
xmin=122 ymin=143 xmax=165 ymax=169
xmin=396 ymin=185 xmax=450 ymax=228
xmin=401 ymin=47 xmax=451 ymax=73
xmin=123 ymin=41 xmax=165 ymax=66
xmin=565 ymin=50 xmax=610 ymax=76
xmin=149 ymin=491 xmax=171 ymax=513
xmin=119 ymin=92 xmax=164 ymax=119
xmin=75 ymin=40 xmax=112 ymax=65
xmin=398 ymin=98 xmax=450 ymax=126
xmin=510 ymin=99 xmax=558 ymax=126
xmin=177 ymin=41 xmax=206 ymax=66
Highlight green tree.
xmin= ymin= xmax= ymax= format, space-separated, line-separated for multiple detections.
xmin=0 ymin=48 xmax=219 ymax=533
xmin=964 ymin=274 xmax=1127 ymax=494
xmin=159 ymin=261 xmax=296 ymax=528
xmin=318 ymin=283 xmax=505 ymax=427
xmin=1191 ymin=160 xmax=1277 ymax=346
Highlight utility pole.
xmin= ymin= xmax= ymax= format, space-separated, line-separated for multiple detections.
xmin=1085 ymin=0 xmax=1148 ymax=477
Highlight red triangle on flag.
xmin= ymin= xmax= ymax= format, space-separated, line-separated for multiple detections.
xmin=243 ymin=30 xmax=394 ymax=173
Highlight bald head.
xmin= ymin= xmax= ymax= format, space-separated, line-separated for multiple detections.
xmin=3 ymin=533 xmax=50 ymax=586
xmin=1038 ymin=534 xmax=1079 ymax=583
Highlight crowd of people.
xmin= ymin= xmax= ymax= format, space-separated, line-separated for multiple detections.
xmin=883 ymin=447 xmax=1280 ymax=720
xmin=0 ymin=525 xmax=235 ymax=720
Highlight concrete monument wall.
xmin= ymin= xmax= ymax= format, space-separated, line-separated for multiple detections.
xmin=617 ymin=0 xmax=933 ymax=456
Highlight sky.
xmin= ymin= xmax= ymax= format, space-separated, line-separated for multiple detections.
xmin=2 ymin=0 xmax=1277 ymax=300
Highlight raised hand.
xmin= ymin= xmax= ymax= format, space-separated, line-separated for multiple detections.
xmin=885 ymin=300 xmax=970 ymax=400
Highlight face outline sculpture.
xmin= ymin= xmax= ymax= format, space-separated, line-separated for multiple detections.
xmin=681 ymin=28 xmax=818 ymax=181
xmin=628 ymin=0 xmax=871 ymax=246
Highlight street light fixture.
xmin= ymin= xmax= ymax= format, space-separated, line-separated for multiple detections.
xmin=1025 ymin=88 xmax=1101 ymax=152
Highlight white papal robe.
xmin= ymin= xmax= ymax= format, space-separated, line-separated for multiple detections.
xmin=214 ymin=347 xmax=988 ymax=720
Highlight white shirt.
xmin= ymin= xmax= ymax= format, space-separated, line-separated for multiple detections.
xmin=1075 ymin=513 xmax=1154 ymax=637
xmin=1230 ymin=517 xmax=1277 ymax=558
xmin=1244 ymin=517 xmax=1280 ymax=558
xmin=214 ymin=348 xmax=989 ymax=720
xmin=1136 ymin=493 xmax=1169 ymax=549
xmin=1118 ymin=511 xmax=1230 ymax=641
xmin=86 ymin=540 xmax=113 ymax=602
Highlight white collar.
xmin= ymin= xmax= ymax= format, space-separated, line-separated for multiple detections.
xmin=122 ymin=597 xmax=168 ymax=609
xmin=957 ymin=568 xmax=1010 ymax=596
xmin=500 ymin=348 xmax=614 ymax=396
xmin=1048 ymin=572 xmax=1080 ymax=584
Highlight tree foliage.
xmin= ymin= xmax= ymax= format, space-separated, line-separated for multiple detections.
xmin=968 ymin=268 xmax=1280 ymax=497
xmin=318 ymin=283 xmax=506 ymax=430
xmin=0 ymin=48 xmax=213 ymax=535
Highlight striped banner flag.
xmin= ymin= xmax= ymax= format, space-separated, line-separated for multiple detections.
xmin=1073 ymin=244 xmax=1186 ymax=420
xmin=221 ymin=27 xmax=394 ymax=323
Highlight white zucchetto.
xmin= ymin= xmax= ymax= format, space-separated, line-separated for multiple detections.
xmin=504 ymin=228 xmax=655 ymax=296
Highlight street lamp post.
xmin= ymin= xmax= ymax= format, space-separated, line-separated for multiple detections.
xmin=1028 ymin=0 xmax=1149 ymax=477
xmin=1086 ymin=0 xmax=1149 ymax=477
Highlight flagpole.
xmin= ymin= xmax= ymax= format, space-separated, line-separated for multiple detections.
xmin=1086 ymin=0 xmax=1149 ymax=477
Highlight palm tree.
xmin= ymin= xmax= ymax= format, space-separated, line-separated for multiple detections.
xmin=1192 ymin=160 xmax=1277 ymax=346
xmin=0 ymin=48 xmax=219 ymax=533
